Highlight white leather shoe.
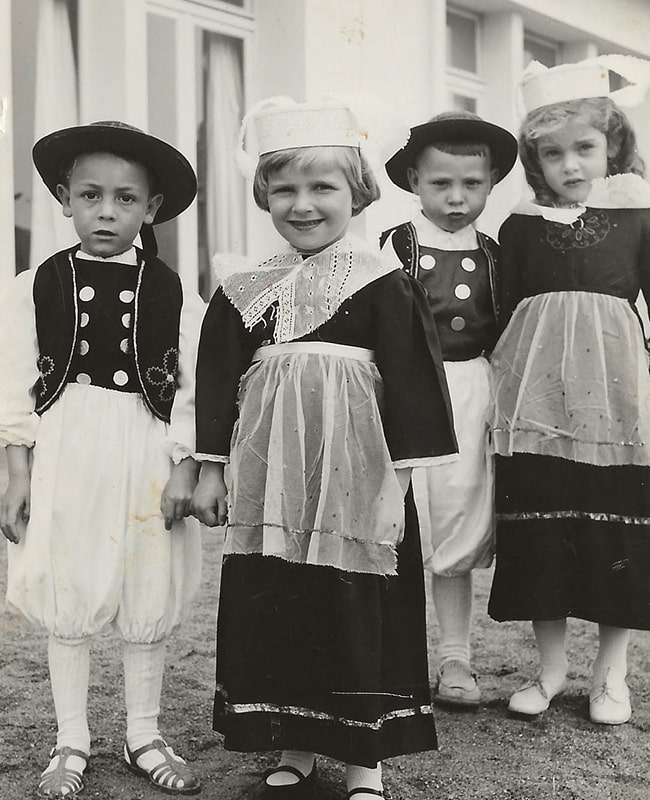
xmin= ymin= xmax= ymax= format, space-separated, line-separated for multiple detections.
xmin=435 ymin=660 xmax=481 ymax=708
xmin=589 ymin=673 xmax=631 ymax=725
xmin=508 ymin=677 xmax=566 ymax=717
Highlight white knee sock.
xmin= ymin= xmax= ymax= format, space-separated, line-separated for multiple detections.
xmin=592 ymin=625 xmax=630 ymax=685
xmin=532 ymin=619 xmax=568 ymax=691
xmin=48 ymin=635 xmax=91 ymax=754
xmin=431 ymin=573 xmax=472 ymax=666
xmin=266 ymin=751 xmax=315 ymax=786
xmin=346 ymin=763 xmax=383 ymax=797
xmin=123 ymin=640 xmax=166 ymax=751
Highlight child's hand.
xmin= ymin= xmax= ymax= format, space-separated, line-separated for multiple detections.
xmin=161 ymin=457 xmax=200 ymax=531
xmin=191 ymin=462 xmax=228 ymax=528
xmin=0 ymin=476 xmax=31 ymax=544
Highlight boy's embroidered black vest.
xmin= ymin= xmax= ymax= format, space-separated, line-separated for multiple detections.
xmin=32 ymin=246 xmax=183 ymax=422
xmin=379 ymin=221 xmax=501 ymax=319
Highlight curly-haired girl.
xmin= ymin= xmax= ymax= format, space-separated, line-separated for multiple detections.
xmin=489 ymin=57 xmax=650 ymax=725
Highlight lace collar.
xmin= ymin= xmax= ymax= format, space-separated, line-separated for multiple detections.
xmin=511 ymin=174 xmax=650 ymax=223
xmin=216 ymin=235 xmax=397 ymax=343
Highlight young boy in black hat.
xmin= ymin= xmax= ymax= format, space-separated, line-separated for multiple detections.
xmin=381 ymin=111 xmax=517 ymax=709
xmin=0 ymin=121 xmax=204 ymax=796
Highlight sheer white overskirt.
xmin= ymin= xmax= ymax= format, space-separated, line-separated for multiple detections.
xmin=224 ymin=352 xmax=405 ymax=575
xmin=492 ymin=291 xmax=650 ymax=465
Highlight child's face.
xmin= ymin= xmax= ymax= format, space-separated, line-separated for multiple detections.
xmin=407 ymin=146 xmax=494 ymax=233
xmin=266 ymin=161 xmax=353 ymax=253
xmin=536 ymin=118 xmax=609 ymax=205
xmin=57 ymin=152 xmax=163 ymax=258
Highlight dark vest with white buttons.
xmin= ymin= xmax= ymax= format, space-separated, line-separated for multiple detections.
xmin=32 ymin=245 xmax=183 ymax=422
xmin=380 ymin=221 xmax=500 ymax=358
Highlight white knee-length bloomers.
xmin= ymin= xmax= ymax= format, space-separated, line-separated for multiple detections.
xmin=412 ymin=356 xmax=494 ymax=576
xmin=7 ymin=383 xmax=201 ymax=642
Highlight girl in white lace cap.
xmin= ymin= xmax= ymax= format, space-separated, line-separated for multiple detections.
xmin=191 ymin=96 xmax=457 ymax=800
xmin=488 ymin=56 xmax=650 ymax=726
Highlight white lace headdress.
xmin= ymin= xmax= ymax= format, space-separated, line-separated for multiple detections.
xmin=520 ymin=55 xmax=650 ymax=114
xmin=235 ymin=94 xmax=409 ymax=178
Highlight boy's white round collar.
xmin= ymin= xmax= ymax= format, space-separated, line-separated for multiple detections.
xmin=411 ymin=211 xmax=478 ymax=250
xmin=77 ymin=247 xmax=138 ymax=265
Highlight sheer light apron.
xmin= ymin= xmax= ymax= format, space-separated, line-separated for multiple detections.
xmin=224 ymin=341 xmax=405 ymax=576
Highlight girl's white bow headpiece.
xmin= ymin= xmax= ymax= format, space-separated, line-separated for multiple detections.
xmin=520 ymin=55 xmax=650 ymax=114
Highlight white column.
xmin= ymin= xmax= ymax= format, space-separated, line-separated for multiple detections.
xmin=78 ymin=0 xmax=148 ymax=126
xmin=480 ymin=11 xmax=525 ymax=238
xmin=0 ymin=0 xmax=15 ymax=283
xmin=175 ymin=16 xmax=199 ymax=289
xmin=562 ymin=41 xmax=599 ymax=63
xmin=429 ymin=0 xmax=447 ymax=113
xmin=482 ymin=11 xmax=524 ymax=128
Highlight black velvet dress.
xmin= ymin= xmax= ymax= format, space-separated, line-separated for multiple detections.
xmin=196 ymin=265 xmax=457 ymax=766
xmin=489 ymin=194 xmax=650 ymax=630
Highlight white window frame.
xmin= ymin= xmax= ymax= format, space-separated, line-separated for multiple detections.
xmin=145 ymin=0 xmax=254 ymax=286
xmin=446 ymin=5 xmax=485 ymax=114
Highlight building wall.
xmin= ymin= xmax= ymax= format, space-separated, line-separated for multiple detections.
xmin=4 ymin=0 xmax=650 ymax=283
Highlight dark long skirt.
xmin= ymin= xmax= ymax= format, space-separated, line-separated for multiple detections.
xmin=212 ymin=488 xmax=437 ymax=767
xmin=489 ymin=453 xmax=650 ymax=630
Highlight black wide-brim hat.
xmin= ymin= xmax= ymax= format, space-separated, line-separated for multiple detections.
xmin=32 ymin=121 xmax=197 ymax=224
xmin=385 ymin=111 xmax=518 ymax=192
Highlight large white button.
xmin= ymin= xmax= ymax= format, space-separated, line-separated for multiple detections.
xmin=461 ymin=257 xmax=476 ymax=272
xmin=80 ymin=312 xmax=90 ymax=328
xmin=450 ymin=316 xmax=466 ymax=331
xmin=121 ymin=313 xmax=132 ymax=328
xmin=419 ymin=254 xmax=436 ymax=270
xmin=76 ymin=373 xmax=92 ymax=385
xmin=120 ymin=338 xmax=129 ymax=354
xmin=119 ymin=290 xmax=135 ymax=303
xmin=79 ymin=286 xmax=95 ymax=302
xmin=455 ymin=283 xmax=471 ymax=300
xmin=113 ymin=370 xmax=129 ymax=386
xmin=78 ymin=340 xmax=89 ymax=356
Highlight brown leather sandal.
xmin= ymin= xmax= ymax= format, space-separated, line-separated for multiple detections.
xmin=37 ymin=746 xmax=88 ymax=798
xmin=124 ymin=738 xmax=201 ymax=795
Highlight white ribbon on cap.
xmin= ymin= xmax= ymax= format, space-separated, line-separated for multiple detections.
xmin=519 ymin=54 xmax=650 ymax=116
xmin=235 ymin=93 xmax=409 ymax=179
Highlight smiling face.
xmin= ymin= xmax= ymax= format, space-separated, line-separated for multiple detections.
xmin=56 ymin=152 xmax=163 ymax=258
xmin=536 ymin=118 xmax=610 ymax=205
xmin=407 ymin=145 xmax=494 ymax=233
xmin=266 ymin=159 xmax=354 ymax=253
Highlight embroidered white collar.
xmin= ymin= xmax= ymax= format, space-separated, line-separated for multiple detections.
xmin=216 ymin=235 xmax=397 ymax=343
xmin=76 ymin=247 xmax=138 ymax=265
xmin=411 ymin=211 xmax=478 ymax=250
xmin=512 ymin=174 xmax=650 ymax=223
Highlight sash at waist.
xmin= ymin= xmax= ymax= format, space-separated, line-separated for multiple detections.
xmin=252 ymin=342 xmax=375 ymax=363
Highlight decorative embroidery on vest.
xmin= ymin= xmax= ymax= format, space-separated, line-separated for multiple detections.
xmin=546 ymin=210 xmax=610 ymax=250
xmin=145 ymin=347 xmax=179 ymax=402
xmin=36 ymin=355 xmax=55 ymax=398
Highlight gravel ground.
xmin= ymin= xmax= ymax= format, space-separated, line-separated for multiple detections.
xmin=1 ymin=452 xmax=649 ymax=800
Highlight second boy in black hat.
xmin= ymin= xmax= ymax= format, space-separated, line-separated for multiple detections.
xmin=380 ymin=110 xmax=517 ymax=710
